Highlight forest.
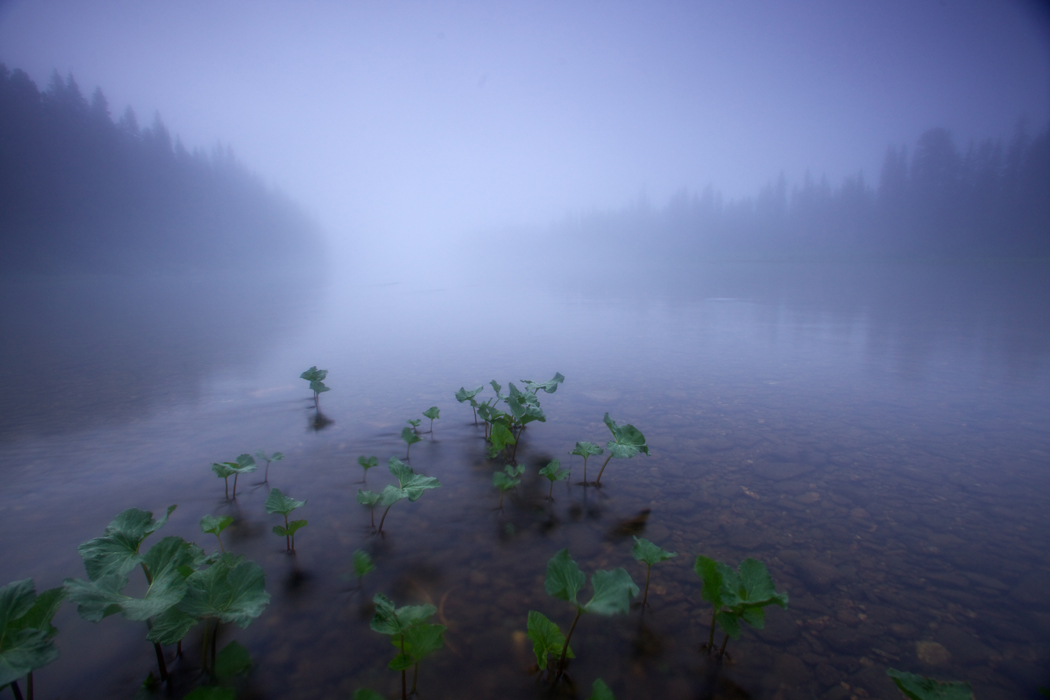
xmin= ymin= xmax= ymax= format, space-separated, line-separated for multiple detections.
xmin=531 ymin=123 xmax=1050 ymax=262
xmin=0 ymin=66 xmax=322 ymax=273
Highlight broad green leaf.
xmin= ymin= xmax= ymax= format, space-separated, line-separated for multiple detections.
xmin=352 ymin=550 xmax=375 ymax=579
xmin=423 ymin=406 xmax=440 ymax=420
xmin=631 ymin=537 xmax=677 ymax=567
xmin=66 ymin=536 xmax=201 ymax=622
xmin=716 ymin=609 xmax=743 ymax=639
xmin=77 ymin=506 xmax=177 ymax=582
xmin=200 ymin=515 xmax=233 ymax=537
xmin=309 ymin=379 xmax=330 ymax=394
xmin=386 ymin=461 xmax=442 ymax=501
xmin=489 ymin=421 xmax=516 ymax=453
xmin=254 ymin=450 xmax=283 ymax=464
xmin=9 ymin=587 xmax=66 ymax=639
xmin=300 ymin=366 xmax=327 ymax=382
xmin=378 ymin=485 xmax=407 ymax=508
xmin=285 ymin=519 xmax=307 ymax=536
xmin=583 ymin=568 xmax=638 ymax=616
xmin=603 ymin=413 xmax=649 ymax=459
xmin=178 ymin=554 xmax=270 ymax=628
xmin=212 ymin=462 xmax=237 ymax=479
xmin=489 ymin=380 xmax=502 ymax=398
xmin=357 ymin=455 xmax=378 ymax=470
xmin=353 ymin=690 xmax=387 ymax=700
xmin=476 ymin=401 xmax=500 ymax=424
xmin=492 ymin=470 xmax=521 ymax=492
xmin=265 ymin=488 xmax=306 ymax=517
xmin=146 ymin=606 xmax=197 ymax=645
xmin=401 ymin=426 xmax=421 ymax=446
xmin=389 ymin=622 xmax=445 ymax=666
xmin=522 ymin=372 xmax=565 ymax=394
xmin=369 ymin=594 xmax=435 ymax=637
xmin=736 ymin=558 xmax=789 ymax=609
xmin=406 ymin=419 xmax=421 ymax=429
xmin=740 ymin=605 xmax=766 ymax=629
xmin=388 ymin=457 xmax=414 ymax=485
xmin=886 ymin=669 xmax=973 ymax=700
xmin=570 ymin=441 xmax=604 ymax=459
xmin=694 ymin=556 xmax=728 ymax=610
xmin=356 ymin=490 xmax=381 ymax=507
xmin=0 ymin=579 xmax=62 ymax=687
xmin=544 ymin=549 xmax=585 ymax=607
xmin=233 ymin=454 xmax=257 ymax=473
xmin=525 ymin=610 xmax=573 ymax=670
xmin=588 ymin=679 xmax=615 ymax=700
xmin=455 ymin=386 xmax=483 ymax=403
xmin=214 ymin=640 xmax=252 ymax=679
xmin=184 ymin=687 xmax=236 ymax=700
xmin=539 ymin=460 xmax=569 ymax=482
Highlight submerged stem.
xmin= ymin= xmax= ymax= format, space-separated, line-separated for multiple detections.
xmin=153 ymin=641 xmax=169 ymax=682
xmin=284 ymin=514 xmax=290 ymax=550
xmin=594 ymin=454 xmax=615 ymax=486
xmin=10 ymin=679 xmax=23 ymax=700
xmin=554 ymin=608 xmax=584 ymax=685
xmin=642 ymin=564 xmax=652 ymax=608
xmin=400 ymin=634 xmax=407 ymax=700
xmin=26 ymin=672 xmax=33 ymax=700
xmin=708 ymin=609 xmax=717 ymax=649
xmin=378 ymin=503 xmax=395 ymax=534
xmin=232 ymin=473 xmax=239 ymax=498
xmin=718 ymin=632 xmax=730 ymax=658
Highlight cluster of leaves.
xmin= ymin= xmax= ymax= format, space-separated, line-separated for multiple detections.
xmin=211 ymin=454 xmax=257 ymax=500
xmin=0 ymin=579 xmax=65 ymax=700
xmin=527 ymin=549 xmax=637 ymax=685
xmin=492 ymin=464 xmax=525 ymax=510
xmin=369 ymin=594 xmax=446 ymax=700
xmin=694 ymin=555 xmax=788 ymax=657
xmin=63 ymin=506 xmax=270 ymax=685
xmin=538 ymin=459 xmax=570 ymax=500
xmin=631 ymin=537 xmax=677 ymax=608
xmin=265 ymin=489 xmax=307 ymax=552
xmin=357 ymin=458 xmax=442 ymax=534
xmin=457 ymin=372 xmax=564 ymax=463
xmin=300 ymin=366 xmax=330 ymax=407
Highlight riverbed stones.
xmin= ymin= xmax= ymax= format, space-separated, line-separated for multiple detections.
xmin=751 ymin=461 xmax=815 ymax=481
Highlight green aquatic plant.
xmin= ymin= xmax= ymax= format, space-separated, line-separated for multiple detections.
xmin=569 ymin=442 xmax=604 ymax=484
xmin=400 ymin=426 xmax=421 ymax=459
xmin=455 ymin=385 xmax=485 ymax=425
xmin=200 ymin=515 xmax=234 ymax=553
xmin=631 ymin=537 xmax=677 ymax=608
xmin=538 ymin=459 xmax=570 ymax=500
xmin=182 ymin=640 xmax=253 ymax=699
xmin=64 ymin=505 xmax=202 ymax=682
xmin=694 ymin=555 xmax=788 ymax=658
xmin=253 ymin=450 xmax=283 ymax=482
xmin=300 ymin=366 xmax=330 ymax=409
xmin=525 ymin=610 xmax=574 ymax=673
xmin=588 ymin=679 xmax=615 ymax=700
xmin=0 ymin=578 xmax=66 ymax=700
xmin=521 ymin=372 xmax=565 ymax=395
xmin=357 ymin=490 xmax=382 ymax=531
xmin=265 ymin=489 xmax=307 ymax=552
xmin=493 ymin=463 xmax=525 ymax=509
xmin=406 ymin=419 xmax=422 ymax=433
xmin=211 ymin=462 xmax=237 ymax=500
xmin=594 ymin=414 xmax=649 ymax=486
xmin=376 ymin=458 xmax=442 ymax=534
xmin=210 ymin=455 xmax=256 ymax=499
xmin=886 ymin=669 xmax=973 ymax=700
xmin=529 ymin=548 xmax=638 ymax=684
xmin=422 ymin=406 xmax=440 ymax=434
xmin=352 ymin=550 xmax=376 ymax=589
xmin=370 ymin=593 xmax=445 ymax=700
xmin=357 ymin=455 xmax=379 ymax=483
xmin=487 ymin=416 xmax=517 ymax=461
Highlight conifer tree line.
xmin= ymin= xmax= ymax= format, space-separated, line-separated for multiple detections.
xmin=545 ymin=123 xmax=1050 ymax=260
xmin=0 ymin=66 xmax=322 ymax=273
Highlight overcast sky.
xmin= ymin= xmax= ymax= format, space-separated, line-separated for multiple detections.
xmin=1 ymin=0 xmax=1048 ymax=246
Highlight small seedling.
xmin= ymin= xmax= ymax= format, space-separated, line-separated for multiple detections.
xmin=694 ymin=555 xmax=788 ymax=657
xmin=352 ymin=550 xmax=376 ymax=589
xmin=588 ymin=679 xmax=615 ymax=700
xmin=538 ymin=459 xmax=570 ymax=500
xmin=455 ymin=385 xmax=485 ymax=425
xmin=370 ymin=593 xmax=445 ymax=700
xmin=422 ymin=406 xmax=440 ymax=434
xmin=400 ymin=426 xmax=422 ymax=459
xmin=253 ymin=450 xmax=284 ymax=482
xmin=357 ymin=490 xmax=382 ymax=531
xmin=375 ymin=458 xmax=442 ymax=534
xmin=357 ymin=455 xmax=379 ymax=483
xmin=200 ymin=515 xmax=234 ymax=553
xmin=265 ymin=489 xmax=307 ymax=552
xmin=886 ymin=669 xmax=973 ymax=700
xmin=0 ymin=578 xmax=66 ymax=700
xmin=406 ymin=419 xmax=422 ymax=433
xmin=631 ymin=537 xmax=677 ymax=608
xmin=528 ymin=548 xmax=638 ymax=685
xmin=211 ymin=462 xmax=237 ymax=500
xmin=521 ymin=372 xmax=565 ymax=395
xmin=526 ymin=610 xmax=574 ymax=673
xmin=300 ymin=366 xmax=330 ymax=410
xmin=493 ymin=464 xmax=525 ymax=510
xmin=594 ymin=414 xmax=649 ymax=486
xmin=569 ymin=441 xmax=604 ymax=484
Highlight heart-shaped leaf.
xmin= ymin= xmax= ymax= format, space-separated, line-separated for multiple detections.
xmin=583 ymin=568 xmax=638 ymax=616
xmin=265 ymin=489 xmax=305 ymax=517
xmin=544 ymin=549 xmax=585 ymax=607
xmin=631 ymin=537 xmax=677 ymax=567
xmin=525 ymin=610 xmax=574 ymax=670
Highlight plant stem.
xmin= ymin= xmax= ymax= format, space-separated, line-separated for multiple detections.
xmin=498 ymin=490 xmax=505 ymax=510
xmin=224 ymin=477 xmax=229 ymax=500
xmin=642 ymin=564 xmax=652 ymax=608
xmin=284 ymin=514 xmax=290 ymax=550
xmin=708 ymin=609 xmax=717 ymax=649
xmin=26 ymin=672 xmax=33 ymax=700
xmin=412 ymin=662 xmax=419 ymax=694
xmin=554 ymin=608 xmax=583 ymax=685
xmin=264 ymin=459 xmax=270 ymax=482
xmin=594 ymin=454 xmax=614 ymax=486
xmin=400 ymin=635 xmax=407 ymax=700
xmin=378 ymin=503 xmax=395 ymax=534
xmin=153 ymin=641 xmax=169 ymax=681
xmin=233 ymin=473 xmax=239 ymax=498
xmin=10 ymin=679 xmax=23 ymax=700
xmin=548 ymin=479 xmax=554 ymax=500
xmin=216 ymin=534 xmax=225 ymax=553
xmin=582 ymin=457 xmax=588 ymax=484
xmin=472 ymin=406 xmax=477 ymax=425
xmin=718 ymin=632 xmax=730 ymax=658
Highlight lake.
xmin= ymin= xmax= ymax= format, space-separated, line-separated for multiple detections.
xmin=1 ymin=260 xmax=1048 ymax=700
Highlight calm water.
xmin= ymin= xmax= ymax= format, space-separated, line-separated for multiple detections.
xmin=1 ymin=261 xmax=1048 ymax=700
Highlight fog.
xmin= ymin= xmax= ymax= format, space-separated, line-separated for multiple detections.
xmin=1 ymin=0 xmax=1048 ymax=276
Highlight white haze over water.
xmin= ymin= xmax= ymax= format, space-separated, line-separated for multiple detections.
xmin=0 ymin=0 xmax=1048 ymax=278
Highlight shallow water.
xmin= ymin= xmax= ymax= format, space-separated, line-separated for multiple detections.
xmin=1 ymin=261 xmax=1048 ymax=700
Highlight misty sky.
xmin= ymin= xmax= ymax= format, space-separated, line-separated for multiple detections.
xmin=1 ymin=1 xmax=1048 ymax=247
